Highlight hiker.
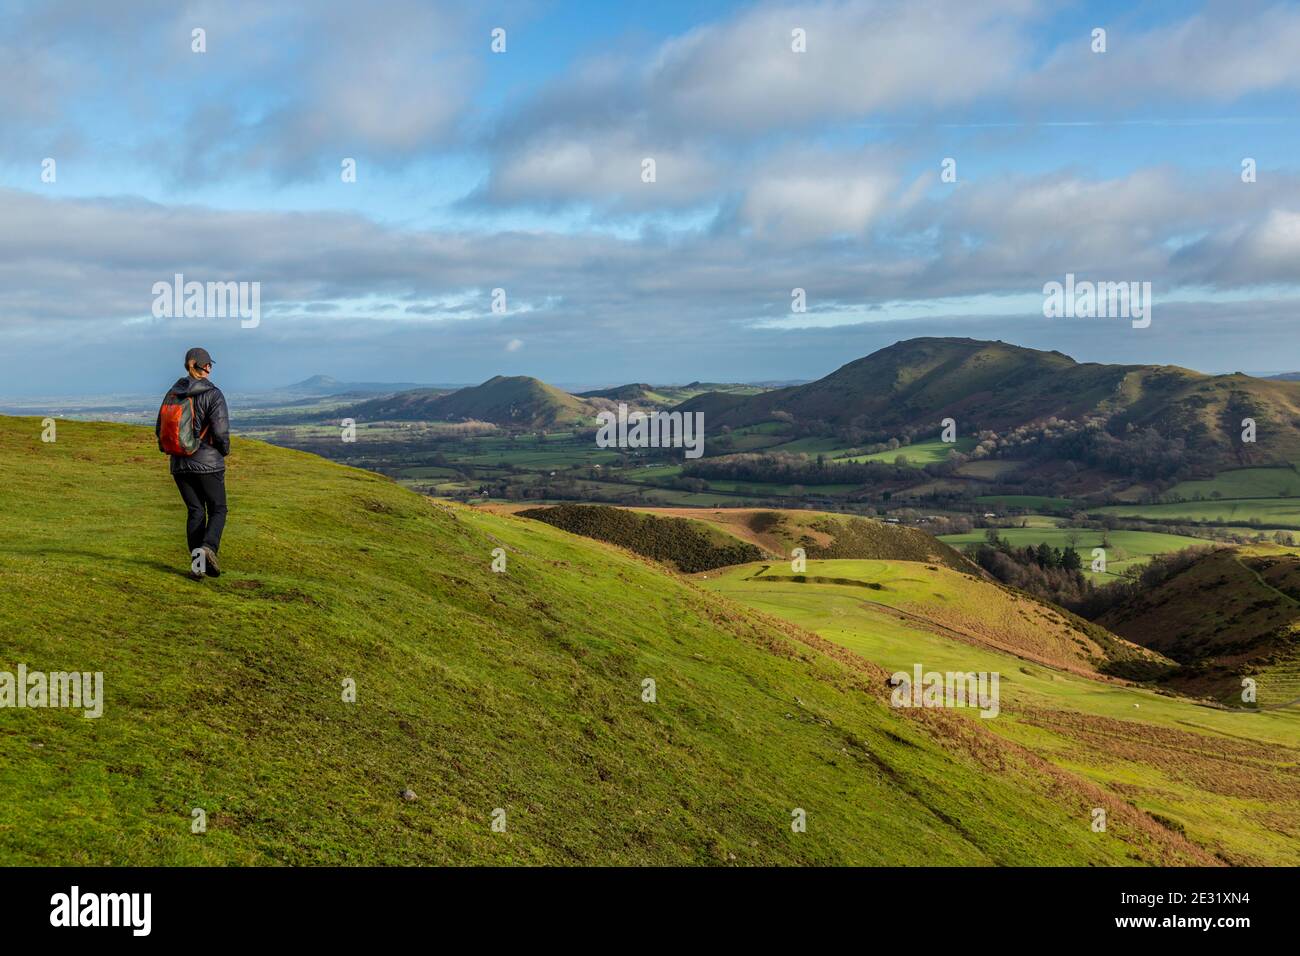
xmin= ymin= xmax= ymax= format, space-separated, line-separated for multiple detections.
xmin=155 ymin=347 xmax=230 ymax=579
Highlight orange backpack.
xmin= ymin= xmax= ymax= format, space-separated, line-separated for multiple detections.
xmin=157 ymin=390 xmax=208 ymax=456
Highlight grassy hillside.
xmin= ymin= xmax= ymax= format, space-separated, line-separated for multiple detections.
xmin=0 ymin=415 xmax=1215 ymax=865
xmin=701 ymin=559 xmax=1300 ymax=865
xmin=650 ymin=508 xmax=972 ymax=570
xmin=339 ymin=375 xmax=594 ymax=428
xmin=704 ymin=560 xmax=1164 ymax=680
xmin=518 ymin=504 xmax=764 ymax=573
xmin=1097 ymin=547 xmax=1300 ymax=706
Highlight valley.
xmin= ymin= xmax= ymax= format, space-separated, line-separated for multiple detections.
xmin=8 ymin=335 xmax=1300 ymax=867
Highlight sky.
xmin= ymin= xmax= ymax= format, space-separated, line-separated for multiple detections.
xmin=2 ymin=0 xmax=1299 ymax=395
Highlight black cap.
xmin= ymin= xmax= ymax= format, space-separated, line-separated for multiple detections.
xmin=184 ymin=347 xmax=213 ymax=370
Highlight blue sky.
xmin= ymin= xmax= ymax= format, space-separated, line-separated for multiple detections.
xmin=2 ymin=0 xmax=1299 ymax=395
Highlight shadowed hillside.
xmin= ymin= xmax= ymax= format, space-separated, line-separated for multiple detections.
xmin=1097 ymin=547 xmax=1300 ymax=706
xmin=678 ymin=337 xmax=1300 ymax=472
xmin=519 ymin=504 xmax=764 ymax=572
xmin=631 ymin=508 xmax=972 ymax=571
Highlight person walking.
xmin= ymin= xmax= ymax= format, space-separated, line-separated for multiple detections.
xmin=155 ymin=347 xmax=230 ymax=579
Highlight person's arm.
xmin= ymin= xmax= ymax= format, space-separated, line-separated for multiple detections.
xmin=208 ymin=389 xmax=231 ymax=456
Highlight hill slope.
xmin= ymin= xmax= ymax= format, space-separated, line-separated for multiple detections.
xmin=705 ymin=559 xmax=1164 ymax=682
xmin=578 ymin=382 xmax=769 ymax=408
xmin=0 ymin=415 xmax=1212 ymax=865
xmin=679 ymin=337 xmax=1300 ymax=471
xmin=524 ymin=506 xmax=973 ymax=571
xmin=519 ymin=504 xmax=765 ymax=572
xmin=1097 ymin=547 xmax=1300 ymax=706
xmin=701 ymin=558 xmax=1300 ymax=865
xmin=284 ymin=375 xmax=431 ymax=396
xmin=339 ymin=375 xmax=594 ymax=428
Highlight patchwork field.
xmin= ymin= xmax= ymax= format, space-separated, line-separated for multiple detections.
xmin=939 ymin=527 xmax=1210 ymax=582
xmin=975 ymin=495 xmax=1075 ymax=513
xmin=1097 ymin=498 xmax=1300 ymax=528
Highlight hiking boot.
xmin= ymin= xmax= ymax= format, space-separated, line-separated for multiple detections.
xmin=202 ymin=546 xmax=222 ymax=578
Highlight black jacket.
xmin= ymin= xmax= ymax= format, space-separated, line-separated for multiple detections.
xmin=156 ymin=377 xmax=231 ymax=475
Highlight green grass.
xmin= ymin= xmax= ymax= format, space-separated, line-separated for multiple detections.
xmin=1166 ymin=467 xmax=1300 ymax=501
xmin=622 ymin=463 xmax=683 ymax=481
xmin=842 ymin=437 xmax=976 ymax=467
xmin=701 ymin=480 xmax=860 ymax=496
xmin=975 ymin=495 xmax=1074 ymax=513
xmin=701 ymin=559 xmax=1300 ymax=865
xmin=2 ymin=415 xmax=1209 ymax=866
xmin=1097 ymin=498 xmax=1300 ymax=528
xmin=767 ymin=437 xmax=849 ymax=454
xmin=938 ymin=528 xmax=1209 ymax=581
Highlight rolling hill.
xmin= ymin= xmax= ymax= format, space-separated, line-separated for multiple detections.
xmin=1096 ymin=546 xmax=1300 ymax=707
xmin=705 ymin=559 xmax=1166 ymax=682
xmin=578 ymin=382 xmax=769 ymax=407
xmin=519 ymin=504 xmax=765 ymax=572
xmin=701 ymin=558 xmax=1300 ymax=865
xmin=502 ymin=504 xmax=1163 ymax=681
xmin=0 ymin=414 xmax=1222 ymax=865
xmin=338 ymin=375 xmax=595 ymax=428
xmin=630 ymin=507 xmax=972 ymax=571
xmin=678 ymin=337 xmax=1300 ymax=473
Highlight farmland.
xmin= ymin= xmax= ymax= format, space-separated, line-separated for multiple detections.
xmin=938 ymin=528 xmax=1209 ymax=582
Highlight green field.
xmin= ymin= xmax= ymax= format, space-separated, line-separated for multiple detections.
xmin=1167 ymin=467 xmax=1300 ymax=501
xmin=938 ymin=527 xmax=1209 ymax=581
xmin=1097 ymin=498 xmax=1300 ymax=528
xmin=5 ymin=415 xmax=1224 ymax=865
xmin=842 ymin=437 xmax=976 ymax=467
xmin=767 ymin=436 xmax=850 ymax=454
xmin=701 ymin=480 xmax=861 ymax=496
xmin=701 ymin=559 xmax=1300 ymax=865
xmin=975 ymin=495 xmax=1074 ymax=513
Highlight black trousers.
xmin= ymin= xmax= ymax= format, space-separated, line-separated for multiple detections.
xmin=173 ymin=471 xmax=228 ymax=553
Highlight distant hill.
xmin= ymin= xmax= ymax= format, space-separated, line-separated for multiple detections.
xmin=576 ymin=383 xmax=655 ymax=401
xmin=677 ymin=337 xmax=1300 ymax=473
xmin=1096 ymin=546 xmax=1300 ymax=706
xmin=284 ymin=375 xmax=431 ymax=396
xmin=338 ymin=375 xmax=595 ymax=428
xmin=1267 ymin=372 xmax=1300 ymax=381
xmin=578 ymin=381 xmax=769 ymax=408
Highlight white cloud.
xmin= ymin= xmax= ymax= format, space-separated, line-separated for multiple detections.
xmin=646 ymin=0 xmax=1029 ymax=133
xmin=739 ymin=151 xmax=899 ymax=240
xmin=1032 ymin=3 xmax=1300 ymax=104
